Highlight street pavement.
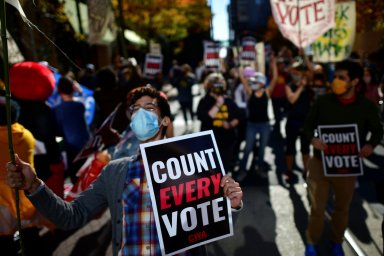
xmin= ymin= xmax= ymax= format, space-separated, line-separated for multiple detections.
xmin=49 ymin=84 xmax=384 ymax=256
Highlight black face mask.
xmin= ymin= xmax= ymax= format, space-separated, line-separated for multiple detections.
xmin=211 ymin=83 xmax=225 ymax=95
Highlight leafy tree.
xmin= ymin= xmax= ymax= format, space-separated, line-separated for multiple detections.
xmin=355 ymin=0 xmax=384 ymax=33
xmin=111 ymin=0 xmax=211 ymax=44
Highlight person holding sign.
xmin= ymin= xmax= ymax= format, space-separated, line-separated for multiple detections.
xmin=5 ymin=86 xmax=243 ymax=256
xmin=303 ymin=60 xmax=383 ymax=256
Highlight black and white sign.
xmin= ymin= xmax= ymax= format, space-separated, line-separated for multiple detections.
xmin=144 ymin=54 xmax=163 ymax=78
xmin=203 ymin=41 xmax=220 ymax=71
xmin=318 ymin=124 xmax=363 ymax=177
xmin=140 ymin=130 xmax=233 ymax=256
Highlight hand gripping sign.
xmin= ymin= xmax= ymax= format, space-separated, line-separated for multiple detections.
xmin=140 ymin=130 xmax=233 ymax=256
xmin=318 ymin=124 xmax=363 ymax=177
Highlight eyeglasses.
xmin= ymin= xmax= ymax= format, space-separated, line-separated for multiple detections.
xmin=129 ymin=102 xmax=158 ymax=115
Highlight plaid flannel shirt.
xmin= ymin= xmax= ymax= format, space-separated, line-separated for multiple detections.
xmin=119 ymin=160 xmax=161 ymax=255
xmin=119 ymin=158 xmax=198 ymax=256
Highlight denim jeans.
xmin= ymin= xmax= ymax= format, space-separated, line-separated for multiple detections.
xmin=239 ymin=121 xmax=271 ymax=171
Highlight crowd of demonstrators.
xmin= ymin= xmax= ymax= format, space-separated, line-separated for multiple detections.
xmin=5 ymin=86 xmax=243 ymax=256
xmin=237 ymin=54 xmax=278 ymax=181
xmin=192 ymin=47 xmax=384 ymax=256
xmin=2 ymin=42 xmax=384 ymax=256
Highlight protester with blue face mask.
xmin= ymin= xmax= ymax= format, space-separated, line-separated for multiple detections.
xmin=5 ymin=86 xmax=244 ymax=256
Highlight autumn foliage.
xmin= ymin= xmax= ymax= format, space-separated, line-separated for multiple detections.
xmin=111 ymin=0 xmax=211 ymax=42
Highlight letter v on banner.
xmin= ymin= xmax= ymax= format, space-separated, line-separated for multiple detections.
xmin=5 ymin=0 xmax=31 ymax=25
xmin=270 ymin=0 xmax=335 ymax=48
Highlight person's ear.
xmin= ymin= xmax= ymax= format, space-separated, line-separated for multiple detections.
xmin=160 ymin=116 xmax=171 ymax=127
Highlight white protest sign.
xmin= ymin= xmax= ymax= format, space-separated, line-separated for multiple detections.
xmin=318 ymin=124 xmax=363 ymax=177
xmin=312 ymin=1 xmax=356 ymax=63
xmin=140 ymin=130 xmax=233 ymax=256
xmin=88 ymin=0 xmax=116 ymax=45
xmin=270 ymin=0 xmax=335 ymax=48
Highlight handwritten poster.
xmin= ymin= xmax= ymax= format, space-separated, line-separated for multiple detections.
xmin=270 ymin=0 xmax=335 ymax=48
xmin=312 ymin=1 xmax=356 ymax=63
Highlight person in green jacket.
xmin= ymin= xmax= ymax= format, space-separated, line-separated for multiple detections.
xmin=303 ymin=60 xmax=383 ymax=256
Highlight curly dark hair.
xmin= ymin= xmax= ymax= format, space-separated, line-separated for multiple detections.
xmin=127 ymin=85 xmax=171 ymax=118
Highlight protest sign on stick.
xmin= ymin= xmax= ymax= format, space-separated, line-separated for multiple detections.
xmin=140 ymin=130 xmax=233 ymax=256
xmin=318 ymin=124 xmax=363 ymax=177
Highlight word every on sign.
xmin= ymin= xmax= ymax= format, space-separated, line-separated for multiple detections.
xmin=150 ymin=147 xmax=227 ymax=239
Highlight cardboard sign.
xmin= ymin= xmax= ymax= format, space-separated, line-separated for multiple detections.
xmin=203 ymin=41 xmax=220 ymax=71
xmin=88 ymin=0 xmax=116 ymax=45
xmin=312 ymin=1 xmax=356 ymax=63
xmin=270 ymin=0 xmax=335 ymax=48
xmin=318 ymin=124 xmax=363 ymax=177
xmin=144 ymin=53 xmax=163 ymax=78
xmin=140 ymin=131 xmax=233 ymax=256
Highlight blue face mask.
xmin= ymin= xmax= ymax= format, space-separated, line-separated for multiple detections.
xmin=130 ymin=108 xmax=160 ymax=141
xmin=251 ymin=83 xmax=261 ymax=91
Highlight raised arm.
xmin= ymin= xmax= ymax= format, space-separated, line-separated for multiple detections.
xmin=285 ymin=77 xmax=306 ymax=104
xmin=266 ymin=53 xmax=278 ymax=96
xmin=299 ymin=47 xmax=315 ymax=72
